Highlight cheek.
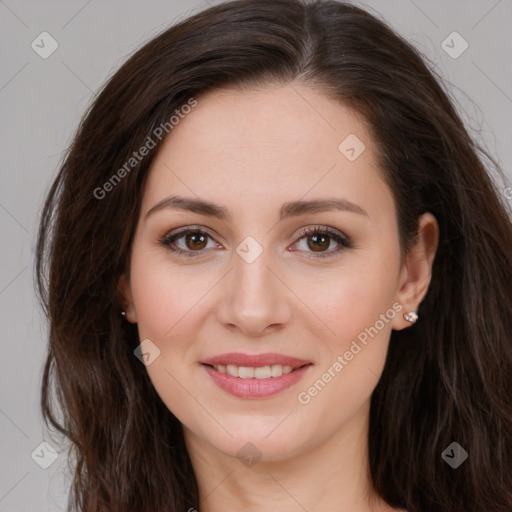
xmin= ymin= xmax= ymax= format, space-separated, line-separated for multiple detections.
xmin=293 ymin=275 xmax=398 ymax=438
xmin=128 ymin=248 xmax=224 ymax=407
xmin=128 ymin=252 xmax=209 ymax=424
xmin=129 ymin=248 xmax=213 ymax=341
xmin=295 ymin=254 xmax=400 ymax=347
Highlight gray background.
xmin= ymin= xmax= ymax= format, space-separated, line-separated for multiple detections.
xmin=1 ymin=0 xmax=511 ymax=510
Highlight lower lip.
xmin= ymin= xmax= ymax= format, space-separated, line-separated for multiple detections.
xmin=202 ymin=364 xmax=313 ymax=399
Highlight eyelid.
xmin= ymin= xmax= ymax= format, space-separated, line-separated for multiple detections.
xmin=294 ymin=225 xmax=351 ymax=245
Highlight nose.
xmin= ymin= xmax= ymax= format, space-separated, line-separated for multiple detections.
xmin=216 ymin=243 xmax=292 ymax=337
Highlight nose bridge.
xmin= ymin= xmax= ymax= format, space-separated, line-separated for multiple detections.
xmin=219 ymin=234 xmax=291 ymax=334
xmin=233 ymin=238 xmax=278 ymax=308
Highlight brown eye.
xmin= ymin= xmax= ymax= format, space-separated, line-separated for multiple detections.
xmin=307 ymin=233 xmax=330 ymax=252
xmin=159 ymin=227 xmax=218 ymax=257
xmin=293 ymin=226 xmax=352 ymax=260
xmin=184 ymin=231 xmax=208 ymax=250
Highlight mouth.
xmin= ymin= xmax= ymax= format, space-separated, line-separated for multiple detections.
xmin=200 ymin=353 xmax=313 ymax=399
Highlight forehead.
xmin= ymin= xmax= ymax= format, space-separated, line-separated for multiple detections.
xmin=141 ymin=83 xmax=391 ymax=222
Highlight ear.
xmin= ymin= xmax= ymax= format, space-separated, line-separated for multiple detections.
xmin=391 ymin=212 xmax=439 ymax=330
xmin=118 ymin=273 xmax=137 ymax=324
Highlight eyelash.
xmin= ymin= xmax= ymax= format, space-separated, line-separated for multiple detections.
xmin=158 ymin=225 xmax=352 ymax=260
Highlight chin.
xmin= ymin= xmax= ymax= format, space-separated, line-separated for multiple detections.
xmin=191 ymin=416 xmax=315 ymax=463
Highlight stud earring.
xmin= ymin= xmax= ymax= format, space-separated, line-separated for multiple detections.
xmin=121 ymin=311 xmax=126 ymax=316
xmin=403 ymin=311 xmax=418 ymax=324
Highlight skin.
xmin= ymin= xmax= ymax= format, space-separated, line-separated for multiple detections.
xmin=119 ymin=83 xmax=438 ymax=512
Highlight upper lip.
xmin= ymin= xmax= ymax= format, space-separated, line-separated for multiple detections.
xmin=201 ymin=352 xmax=312 ymax=368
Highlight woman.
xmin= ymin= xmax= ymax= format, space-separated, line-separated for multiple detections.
xmin=35 ymin=1 xmax=512 ymax=511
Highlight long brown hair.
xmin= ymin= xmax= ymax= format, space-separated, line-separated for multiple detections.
xmin=35 ymin=1 xmax=512 ymax=510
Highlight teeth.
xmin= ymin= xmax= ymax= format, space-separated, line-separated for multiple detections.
xmin=238 ymin=366 xmax=254 ymax=378
xmin=213 ymin=364 xmax=295 ymax=378
xmin=254 ymin=366 xmax=271 ymax=379
xmin=226 ymin=364 xmax=238 ymax=377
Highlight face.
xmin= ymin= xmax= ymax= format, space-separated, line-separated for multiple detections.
xmin=119 ymin=83 xmax=435 ymax=462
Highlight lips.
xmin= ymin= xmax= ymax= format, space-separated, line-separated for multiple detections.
xmin=200 ymin=352 xmax=313 ymax=399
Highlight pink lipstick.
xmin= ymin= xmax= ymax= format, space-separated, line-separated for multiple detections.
xmin=201 ymin=352 xmax=313 ymax=399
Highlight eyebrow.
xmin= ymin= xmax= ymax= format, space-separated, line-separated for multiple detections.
xmin=145 ymin=195 xmax=368 ymax=221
